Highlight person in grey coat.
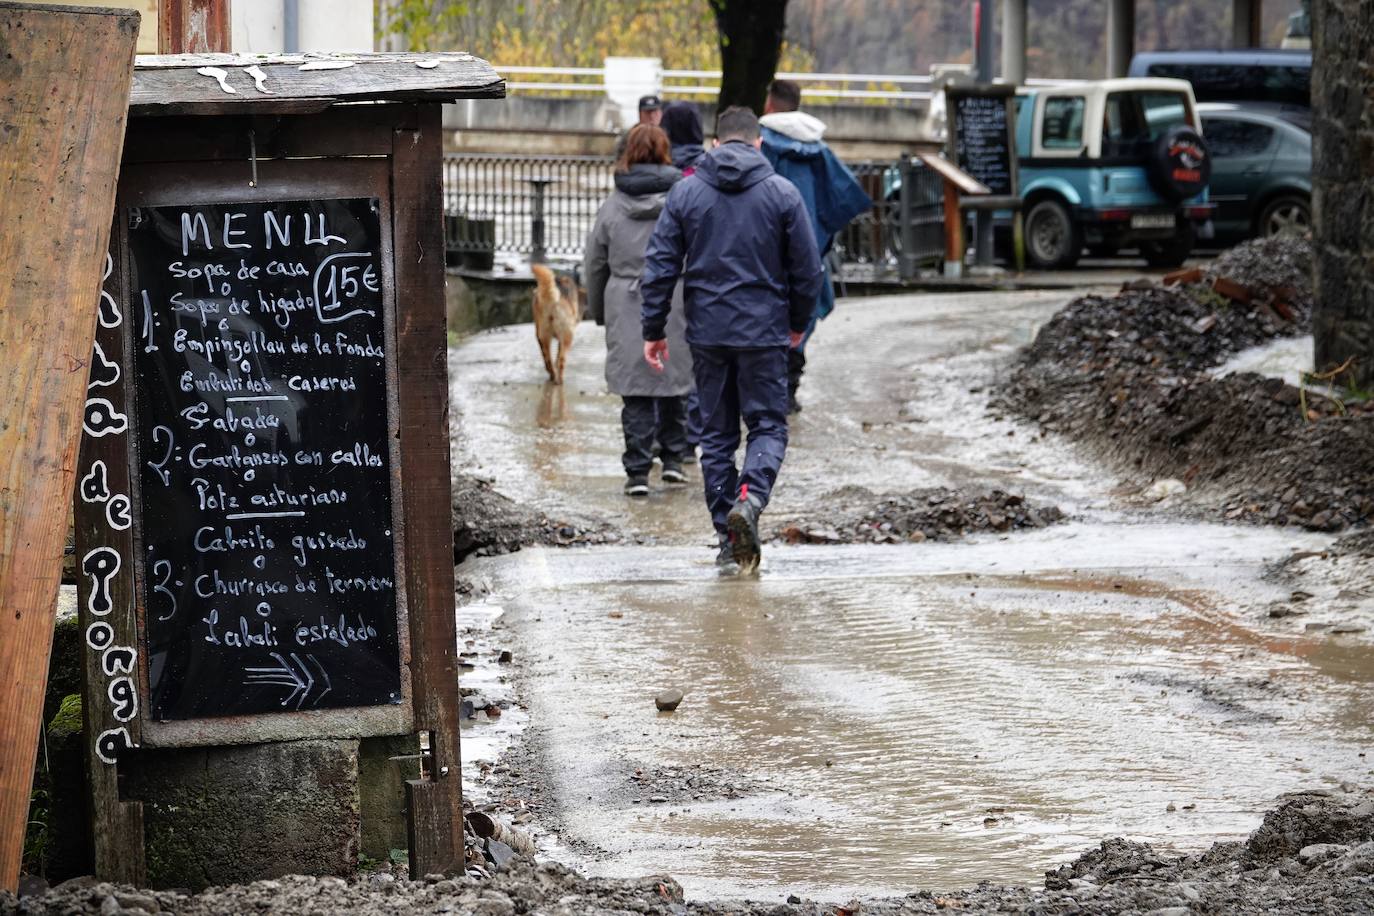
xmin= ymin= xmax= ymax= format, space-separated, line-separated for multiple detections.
xmin=585 ymin=124 xmax=693 ymax=497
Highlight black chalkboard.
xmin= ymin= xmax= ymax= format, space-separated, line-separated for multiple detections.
xmin=951 ymin=92 xmax=1016 ymax=196
xmin=128 ymin=198 xmax=402 ymax=720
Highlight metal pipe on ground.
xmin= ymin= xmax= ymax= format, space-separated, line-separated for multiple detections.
xmin=466 ymin=811 xmax=537 ymax=857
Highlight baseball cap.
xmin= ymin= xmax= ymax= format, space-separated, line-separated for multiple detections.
xmin=638 ymin=94 xmax=662 ymax=111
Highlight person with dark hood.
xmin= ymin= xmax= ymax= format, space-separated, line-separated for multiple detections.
xmin=584 ymin=125 xmax=691 ymax=497
xmin=661 ymin=101 xmax=706 ymax=175
xmin=641 ymin=107 xmax=822 ymax=572
xmin=760 ymin=79 xmax=872 ymax=413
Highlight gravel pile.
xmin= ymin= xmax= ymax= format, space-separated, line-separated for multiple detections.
xmin=771 ymin=486 xmax=1065 ymax=545
xmin=452 ymin=473 xmax=619 ymax=562
xmin=7 ymin=790 xmax=1373 ymax=914
xmin=1001 ymin=237 xmax=1374 ymax=531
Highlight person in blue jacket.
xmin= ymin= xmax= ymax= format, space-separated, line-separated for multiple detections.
xmin=641 ymin=106 xmax=822 ymax=573
xmin=760 ymin=79 xmax=872 ymax=413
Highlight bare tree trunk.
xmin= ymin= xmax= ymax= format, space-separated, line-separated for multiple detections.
xmin=1312 ymin=0 xmax=1374 ymax=384
xmin=712 ymin=0 xmax=790 ymax=116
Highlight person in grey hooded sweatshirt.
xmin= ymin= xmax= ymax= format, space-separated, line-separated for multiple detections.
xmin=585 ymin=124 xmax=692 ymax=497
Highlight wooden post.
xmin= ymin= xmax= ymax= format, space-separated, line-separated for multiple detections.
xmin=942 ymin=180 xmax=964 ymax=279
xmin=0 ymin=2 xmax=139 ymax=892
xmin=158 ymin=0 xmax=230 ymax=53
xmin=392 ymin=105 xmax=466 ymax=877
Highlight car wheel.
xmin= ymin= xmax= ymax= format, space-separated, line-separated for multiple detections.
xmin=1024 ymin=198 xmax=1081 ymax=270
xmin=1258 ymin=194 xmax=1311 ymax=239
xmin=1140 ymin=222 xmax=1196 ymax=268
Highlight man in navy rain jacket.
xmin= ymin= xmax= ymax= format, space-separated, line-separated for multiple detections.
xmin=760 ymin=79 xmax=872 ymax=413
xmin=641 ymin=106 xmax=822 ymax=572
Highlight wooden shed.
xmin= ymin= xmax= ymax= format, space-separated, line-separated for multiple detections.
xmin=74 ymin=51 xmax=504 ymax=885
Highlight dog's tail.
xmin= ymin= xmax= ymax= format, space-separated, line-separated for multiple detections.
xmin=530 ymin=263 xmax=558 ymax=302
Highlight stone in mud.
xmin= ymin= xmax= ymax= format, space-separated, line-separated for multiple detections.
xmin=1245 ymin=790 xmax=1374 ymax=862
xmin=485 ymin=839 xmax=517 ymax=870
xmin=1298 ymin=843 xmax=1350 ymax=866
xmin=654 ymin=689 xmax=684 ymax=712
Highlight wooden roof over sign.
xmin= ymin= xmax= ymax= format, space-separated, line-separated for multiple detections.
xmin=130 ymin=52 xmax=505 ymax=116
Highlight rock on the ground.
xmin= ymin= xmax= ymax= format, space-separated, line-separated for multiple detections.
xmin=654 ymin=689 xmax=684 ymax=712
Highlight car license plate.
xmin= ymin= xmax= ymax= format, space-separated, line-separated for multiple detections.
xmin=1131 ymin=213 xmax=1175 ymax=229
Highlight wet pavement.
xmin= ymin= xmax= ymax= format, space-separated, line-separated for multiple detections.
xmin=448 ymin=289 xmax=1374 ymax=901
xmin=449 ymin=289 xmax=1106 ymax=545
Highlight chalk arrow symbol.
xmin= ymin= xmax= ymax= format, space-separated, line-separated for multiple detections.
xmin=244 ymin=652 xmax=323 ymax=710
xmin=307 ymin=654 xmax=332 ymax=707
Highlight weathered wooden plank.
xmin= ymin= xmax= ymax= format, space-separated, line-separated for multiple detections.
xmin=157 ymin=0 xmax=228 ymax=53
xmin=129 ymin=52 xmax=505 ymax=116
xmin=392 ymin=104 xmax=464 ymax=878
xmin=917 ymin=151 xmax=991 ymax=196
xmin=75 ymin=219 xmax=146 ymax=885
xmin=121 ymin=106 xmax=410 ymax=163
xmin=0 ymin=1 xmax=139 ymax=892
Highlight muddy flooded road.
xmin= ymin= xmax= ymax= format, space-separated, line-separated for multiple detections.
xmin=448 ymin=288 xmax=1374 ymax=902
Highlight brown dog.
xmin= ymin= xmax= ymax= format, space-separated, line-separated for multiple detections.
xmin=531 ymin=263 xmax=580 ymax=385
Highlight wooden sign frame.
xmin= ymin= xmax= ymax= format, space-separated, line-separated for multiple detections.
xmin=75 ymin=102 xmax=465 ymax=880
xmin=944 ymin=82 xmax=1021 ymax=208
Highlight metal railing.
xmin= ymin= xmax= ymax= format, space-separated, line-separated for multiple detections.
xmin=442 ymin=154 xmax=615 ymax=264
xmin=493 ymin=65 xmax=1084 ymax=103
xmin=441 ymin=153 xmax=948 ymax=277
xmin=497 ymin=66 xmax=935 ymax=103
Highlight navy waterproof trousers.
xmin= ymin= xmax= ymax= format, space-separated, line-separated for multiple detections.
xmin=691 ymin=345 xmax=790 ymax=536
xmin=622 ymin=395 xmax=688 ymax=477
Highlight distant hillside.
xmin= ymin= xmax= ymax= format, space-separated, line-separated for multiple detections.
xmin=787 ymin=0 xmax=1301 ymax=78
xmin=387 ymin=0 xmax=1303 ymax=81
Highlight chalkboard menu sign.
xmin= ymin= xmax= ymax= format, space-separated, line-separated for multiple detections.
xmin=949 ymin=89 xmax=1017 ymax=197
xmin=128 ymin=199 xmax=402 ymax=720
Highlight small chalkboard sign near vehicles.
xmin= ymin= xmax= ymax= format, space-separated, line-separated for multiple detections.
xmin=945 ymin=83 xmax=1019 ymax=201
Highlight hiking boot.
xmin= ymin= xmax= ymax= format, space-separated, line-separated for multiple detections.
xmin=661 ymin=463 xmax=687 ymax=485
xmin=726 ymin=491 xmax=763 ymax=573
xmin=623 ymin=476 xmax=649 ymax=497
xmin=715 ymin=537 xmax=736 ymax=569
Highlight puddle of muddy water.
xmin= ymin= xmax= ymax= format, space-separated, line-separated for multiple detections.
xmin=465 ymin=525 xmax=1374 ymax=902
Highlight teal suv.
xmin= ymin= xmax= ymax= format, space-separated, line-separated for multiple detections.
xmin=1015 ymin=78 xmax=1213 ymax=269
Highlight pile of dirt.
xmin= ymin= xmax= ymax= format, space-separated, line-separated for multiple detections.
xmin=1000 ymin=236 xmax=1374 ymax=531
xmin=451 ymin=473 xmax=618 ymax=562
xmin=770 ymin=486 xmax=1064 ymax=545
xmin=8 ymin=789 xmax=1373 ymax=914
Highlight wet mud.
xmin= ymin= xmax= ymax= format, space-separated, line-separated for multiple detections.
xmin=9 ymin=790 xmax=1374 ymax=914
xmin=1000 ymin=237 xmax=1374 ymax=532
xmin=451 ymin=471 xmax=619 ymax=562
xmin=436 ymin=273 xmax=1374 ymax=911
xmin=769 ymin=485 xmax=1065 ymax=544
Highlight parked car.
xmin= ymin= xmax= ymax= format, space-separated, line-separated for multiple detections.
xmin=1128 ymin=49 xmax=1310 ymax=122
xmin=883 ymin=78 xmax=1213 ymax=270
xmin=1015 ymin=77 xmax=1213 ymax=269
xmin=1197 ymin=102 xmax=1311 ymax=243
